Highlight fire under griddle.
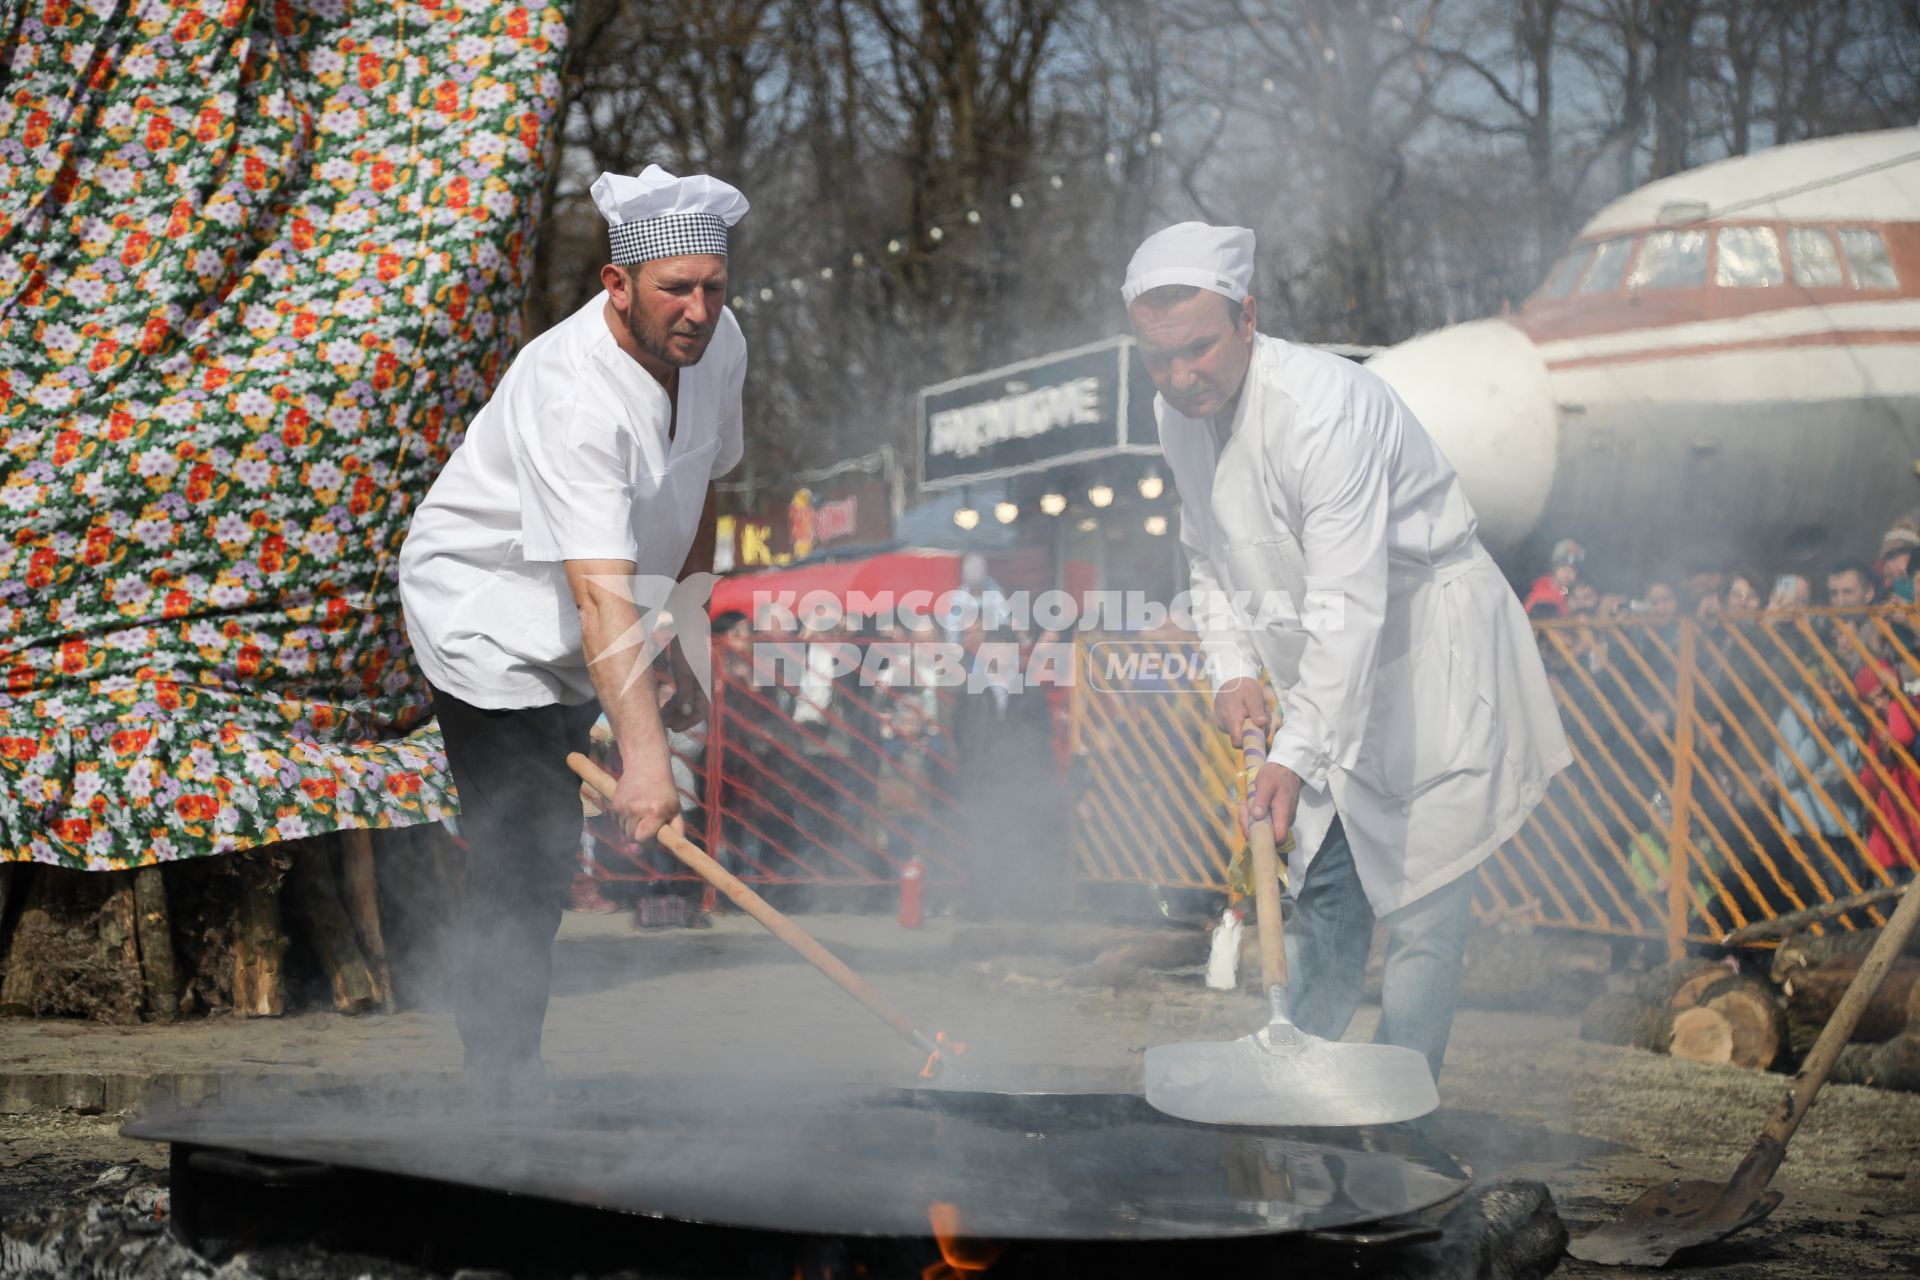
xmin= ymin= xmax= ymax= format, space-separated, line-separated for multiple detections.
xmin=126 ymin=1070 xmax=1474 ymax=1277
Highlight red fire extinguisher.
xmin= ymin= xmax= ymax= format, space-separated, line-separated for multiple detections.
xmin=898 ymin=857 xmax=925 ymax=929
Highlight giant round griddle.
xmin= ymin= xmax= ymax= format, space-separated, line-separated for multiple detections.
xmin=127 ymin=1074 xmax=1459 ymax=1243
xmin=126 ymin=1069 xmax=1468 ymax=1241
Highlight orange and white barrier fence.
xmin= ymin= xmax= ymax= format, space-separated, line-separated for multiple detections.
xmin=1067 ymin=610 xmax=1920 ymax=953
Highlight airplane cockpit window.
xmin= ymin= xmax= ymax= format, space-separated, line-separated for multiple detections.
xmin=1579 ymin=236 xmax=1635 ymax=293
xmin=1714 ymin=226 xmax=1784 ymax=287
xmin=1837 ymin=229 xmax=1898 ymax=289
xmin=1627 ymin=229 xmax=1707 ymax=289
xmin=1788 ymin=227 xmax=1845 ymax=287
xmin=1540 ymin=246 xmax=1595 ymax=300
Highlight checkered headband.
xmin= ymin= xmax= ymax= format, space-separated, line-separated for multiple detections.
xmin=608 ymin=212 xmax=729 ymax=265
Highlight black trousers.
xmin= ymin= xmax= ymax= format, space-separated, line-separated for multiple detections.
xmin=432 ymin=685 xmax=601 ymax=1074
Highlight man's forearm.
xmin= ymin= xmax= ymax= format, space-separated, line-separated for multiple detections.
xmin=565 ymin=562 xmax=670 ymax=769
xmin=581 ymin=599 xmax=669 ymax=762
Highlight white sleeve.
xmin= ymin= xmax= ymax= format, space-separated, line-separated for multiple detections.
xmin=514 ymin=396 xmax=644 ymax=564
xmin=1182 ymin=510 xmax=1261 ymax=692
xmin=1262 ymin=400 xmax=1389 ymax=791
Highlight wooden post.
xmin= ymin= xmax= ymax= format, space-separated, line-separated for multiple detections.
xmin=337 ymin=829 xmax=396 ymax=1013
xmin=1 ymin=869 xmax=57 ymax=1012
xmin=132 ymin=866 xmax=180 ymax=1021
xmin=98 ymin=876 xmax=143 ymax=1023
xmin=285 ymin=839 xmax=379 ymax=1014
xmin=0 ymin=863 xmax=18 ymax=991
xmin=1666 ymin=621 xmax=1699 ymax=962
xmin=233 ymin=854 xmax=288 ymax=1017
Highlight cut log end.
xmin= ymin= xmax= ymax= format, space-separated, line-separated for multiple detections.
xmin=1669 ymin=1005 xmax=1736 ymax=1064
xmin=1668 ymin=979 xmax=1785 ymax=1070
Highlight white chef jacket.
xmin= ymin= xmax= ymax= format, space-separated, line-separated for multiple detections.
xmin=399 ymin=292 xmax=745 ymax=710
xmin=1161 ymin=334 xmax=1570 ymax=913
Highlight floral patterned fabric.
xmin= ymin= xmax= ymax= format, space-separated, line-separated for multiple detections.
xmin=0 ymin=0 xmax=570 ymax=868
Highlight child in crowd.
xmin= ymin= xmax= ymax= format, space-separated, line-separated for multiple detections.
xmin=1524 ymin=538 xmax=1584 ymax=619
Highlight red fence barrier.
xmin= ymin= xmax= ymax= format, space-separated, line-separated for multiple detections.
xmin=581 ymin=636 xmax=970 ymax=890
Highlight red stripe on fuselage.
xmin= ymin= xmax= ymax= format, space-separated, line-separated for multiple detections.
xmin=1542 ymin=327 xmax=1920 ymax=371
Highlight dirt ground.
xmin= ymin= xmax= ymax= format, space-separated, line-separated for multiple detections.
xmin=3 ymin=910 xmax=1919 ymax=1277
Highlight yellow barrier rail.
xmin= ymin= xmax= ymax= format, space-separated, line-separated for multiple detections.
xmin=1069 ymin=637 xmax=1243 ymax=890
xmin=1068 ymin=609 xmax=1920 ymax=951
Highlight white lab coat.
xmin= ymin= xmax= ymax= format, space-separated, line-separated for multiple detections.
xmin=1161 ymin=334 xmax=1570 ymax=914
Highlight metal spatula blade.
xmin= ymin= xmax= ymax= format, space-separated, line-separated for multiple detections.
xmin=1145 ymin=990 xmax=1440 ymax=1129
xmin=1142 ymin=731 xmax=1441 ymax=1129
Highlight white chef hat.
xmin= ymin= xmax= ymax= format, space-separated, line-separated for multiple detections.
xmin=590 ymin=165 xmax=750 ymax=266
xmin=1121 ymin=221 xmax=1256 ymax=305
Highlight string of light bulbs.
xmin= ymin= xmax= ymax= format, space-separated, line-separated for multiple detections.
xmin=724 ymin=137 xmax=1170 ymax=316
xmin=951 ymin=468 xmax=1171 ymax=535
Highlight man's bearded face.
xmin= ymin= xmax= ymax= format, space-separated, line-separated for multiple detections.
xmin=615 ymin=255 xmax=728 ymax=368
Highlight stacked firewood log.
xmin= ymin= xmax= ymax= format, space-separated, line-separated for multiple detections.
xmin=1773 ymin=925 xmax=1920 ymax=1091
xmin=0 ymin=823 xmax=463 ymax=1023
xmin=1579 ymin=885 xmax=1919 ymax=1092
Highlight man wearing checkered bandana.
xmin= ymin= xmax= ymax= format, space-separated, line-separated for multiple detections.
xmin=400 ymin=165 xmax=749 ymax=1102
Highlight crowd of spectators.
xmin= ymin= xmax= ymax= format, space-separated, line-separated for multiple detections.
xmin=1519 ymin=521 xmax=1920 ymax=930
xmin=576 ymin=522 xmax=1920 ymax=933
xmin=578 ymin=558 xmax=1074 ymax=925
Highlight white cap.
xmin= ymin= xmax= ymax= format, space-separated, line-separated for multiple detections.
xmin=589 ymin=165 xmax=750 ymax=265
xmin=1121 ymin=221 xmax=1255 ymax=305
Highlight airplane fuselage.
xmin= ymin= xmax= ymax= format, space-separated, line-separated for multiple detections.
xmin=1370 ymin=129 xmax=1920 ymax=586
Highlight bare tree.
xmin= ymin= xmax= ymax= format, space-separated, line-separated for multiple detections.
xmin=1700 ymin=0 xmax=1785 ymax=155
xmin=522 ymin=0 xmax=1920 ymax=491
xmin=1760 ymin=0 xmax=1919 ymax=144
xmin=1165 ymin=0 xmax=1456 ymax=344
xmin=1426 ymin=0 xmax=1589 ymax=264
xmin=1561 ymin=0 xmax=1651 ymax=194
xmin=1647 ymin=0 xmax=1700 ymax=177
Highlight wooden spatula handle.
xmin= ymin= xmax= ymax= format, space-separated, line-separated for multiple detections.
xmin=567 ymin=752 xmax=939 ymax=1060
xmin=1242 ymin=725 xmax=1287 ymax=991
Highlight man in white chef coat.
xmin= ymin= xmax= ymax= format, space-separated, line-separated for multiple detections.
xmin=1124 ymin=222 xmax=1570 ymax=1079
xmin=399 ymin=165 xmax=748 ymax=1099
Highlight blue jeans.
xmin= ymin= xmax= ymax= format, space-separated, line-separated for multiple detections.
xmin=1282 ymin=818 xmax=1477 ymax=1082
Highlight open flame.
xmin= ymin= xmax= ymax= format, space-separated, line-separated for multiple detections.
xmin=923 ymin=1201 xmax=1000 ymax=1279
xmin=917 ymin=1029 xmax=968 ymax=1080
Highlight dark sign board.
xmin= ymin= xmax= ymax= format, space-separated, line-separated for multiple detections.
xmin=920 ymin=338 xmax=1168 ymax=489
xmin=917 ymin=336 xmax=1379 ymax=491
